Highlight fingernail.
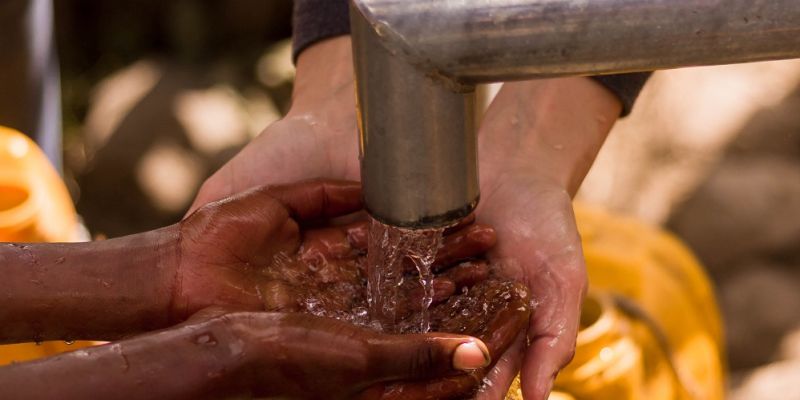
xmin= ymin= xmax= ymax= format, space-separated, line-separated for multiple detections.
xmin=453 ymin=340 xmax=491 ymax=370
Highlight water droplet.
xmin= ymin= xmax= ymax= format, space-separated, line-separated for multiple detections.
xmin=194 ymin=333 xmax=218 ymax=347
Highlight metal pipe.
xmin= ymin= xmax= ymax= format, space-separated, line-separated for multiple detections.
xmin=352 ymin=0 xmax=800 ymax=84
xmin=352 ymin=6 xmax=479 ymax=228
xmin=351 ymin=0 xmax=800 ymax=228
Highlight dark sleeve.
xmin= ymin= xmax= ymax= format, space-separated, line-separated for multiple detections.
xmin=292 ymin=0 xmax=650 ymax=116
xmin=292 ymin=0 xmax=350 ymax=60
xmin=591 ymin=72 xmax=652 ymax=116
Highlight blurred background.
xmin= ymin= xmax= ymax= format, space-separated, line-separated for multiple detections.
xmin=30 ymin=0 xmax=800 ymax=397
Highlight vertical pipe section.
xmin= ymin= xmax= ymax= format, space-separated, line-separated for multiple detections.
xmin=351 ymin=5 xmax=479 ymax=228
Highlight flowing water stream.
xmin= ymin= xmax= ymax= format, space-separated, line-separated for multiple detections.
xmin=366 ymin=217 xmax=444 ymax=333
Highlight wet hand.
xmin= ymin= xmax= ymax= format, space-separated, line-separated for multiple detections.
xmin=180 ymin=309 xmax=494 ymax=400
xmin=171 ymin=179 xmax=363 ymax=322
xmin=253 ymin=213 xmax=532 ymax=399
xmin=173 ymin=179 xmax=504 ymax=328
xmin=472 ymin=78 xmax=621 ymax=400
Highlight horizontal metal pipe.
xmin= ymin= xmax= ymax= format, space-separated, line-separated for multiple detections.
xmin=351 ymin=0 xmax=800 ymax=229
xmin=352 ymin=0 xmax=800 ymax=84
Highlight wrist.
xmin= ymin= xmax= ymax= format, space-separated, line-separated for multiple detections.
xmin=0 ymin=228 xmax=184 ymax=342
xmin=290 ymin=36 xmax=354 ymax=116
xmin=154 ymin=225 xmax=184 ymax=324
xmin=480 ymin=77 xmax=621 ymax=196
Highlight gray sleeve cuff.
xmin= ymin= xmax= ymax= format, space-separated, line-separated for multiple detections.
xmin=292 ymin=0 xmax=350 ymax=62
xmin=590 ymin=73 xmax=652 ymax=116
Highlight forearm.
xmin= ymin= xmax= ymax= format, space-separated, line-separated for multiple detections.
xmin=294 ymin=40 xmax=620 ymax=197
xmin=289 ymin=36 xmax=354 ymax=114
xmin=0 ymin=227 xmax=179 ymax=343
xmin=0 ymin=317 xmax=242 ymax=400
xmin=480 ymin=77 xmax=622 ymax=196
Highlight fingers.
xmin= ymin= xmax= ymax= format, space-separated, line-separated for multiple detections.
xmin=440 ymin=261 xmax=491 ymax=289
xmin=434 ymin=225 xmax=497 ymax=270
xmin=374 ymin=330 xmax=520 ymax=400
xmin=267 ymin=179 xmax=363 ymax=221
xmin=403 ymin=261 xmax=491 ymax=312
xmin=404 ymin=279 xmax=457 ymax=312
xmin=475 ymin=332 xmax=525 ymax=400
xmin=301 ymin=227 xmax=355 ymax=259
xmin=520 ymin=302 xmax=582 ymax=400
xmin=183 ymin=306 xmax=240 ymax=323
xmin=479 ymin=283 xmax=531 ymax=359
xmin=344 ymin=221 xmax=369 ymax=250
xmin=520 ymin=335 xmax=575 ymax=400
xmin=259 ymin=281 xmax=301 ymax=312
xmin=442 ymin=213 xmax=476 ymax=235
xmin=182 ymin=186 xmax=304 ymax=265
xmin=374 ymin=374 xmax=482 ymax=400
xmin=367 ymin=334 xmax=491 ymax=382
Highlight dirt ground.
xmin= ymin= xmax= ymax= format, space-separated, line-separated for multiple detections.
xmin=52 ymin=2 xmax=800 ymax=398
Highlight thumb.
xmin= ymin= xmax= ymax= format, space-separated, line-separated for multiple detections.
xmin=366 ymin=334 xmax=491 ymax=382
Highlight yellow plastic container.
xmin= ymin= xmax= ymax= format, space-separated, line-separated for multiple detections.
xmin=507 ymin=204 xmax=726 ymax=400
xmin=0 ymin=126 xmax=95 ymax=365
xmin=0 ymin=126 xmax=77 ymax=242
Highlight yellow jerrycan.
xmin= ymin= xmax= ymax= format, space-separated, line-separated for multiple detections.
xmin=0 ymin=126 xmax=96 ymax=364
xmin=507 ymin=204 xmax=726 ymax=400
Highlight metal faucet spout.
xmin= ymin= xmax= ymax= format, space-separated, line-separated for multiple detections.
xmin=350 ymin=0 xmax=800 ymax=229
xmin=351 ymin=6 xmax=479 ymax=228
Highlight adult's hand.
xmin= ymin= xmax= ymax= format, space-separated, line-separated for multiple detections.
xmin=0 ymin=309 xmax=491 ymax=400
xmin=186 ymin=181 xmax=529 ymax=399
xmin=171 ymin=179 xmax=363 ymax=321
xmin=176 ymin=178 xmax=503 ymax=323
xmin=188 ymin=36 xmax=360 ymax=214
xmin=186 ymin=34 xmax=623 ymax=399
xmin=473 ymin=78 xmax=622 ymax=400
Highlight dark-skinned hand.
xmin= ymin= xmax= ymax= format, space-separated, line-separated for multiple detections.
xmin=179 ymin=179 xmax=531 ymax=399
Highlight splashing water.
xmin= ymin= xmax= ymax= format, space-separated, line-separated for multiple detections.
xmin=366 ymin=217 xmax=444 ymax=333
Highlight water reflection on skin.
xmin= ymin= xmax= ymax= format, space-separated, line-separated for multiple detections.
xmin=254 ymin=216 xmax=531 ymax=398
